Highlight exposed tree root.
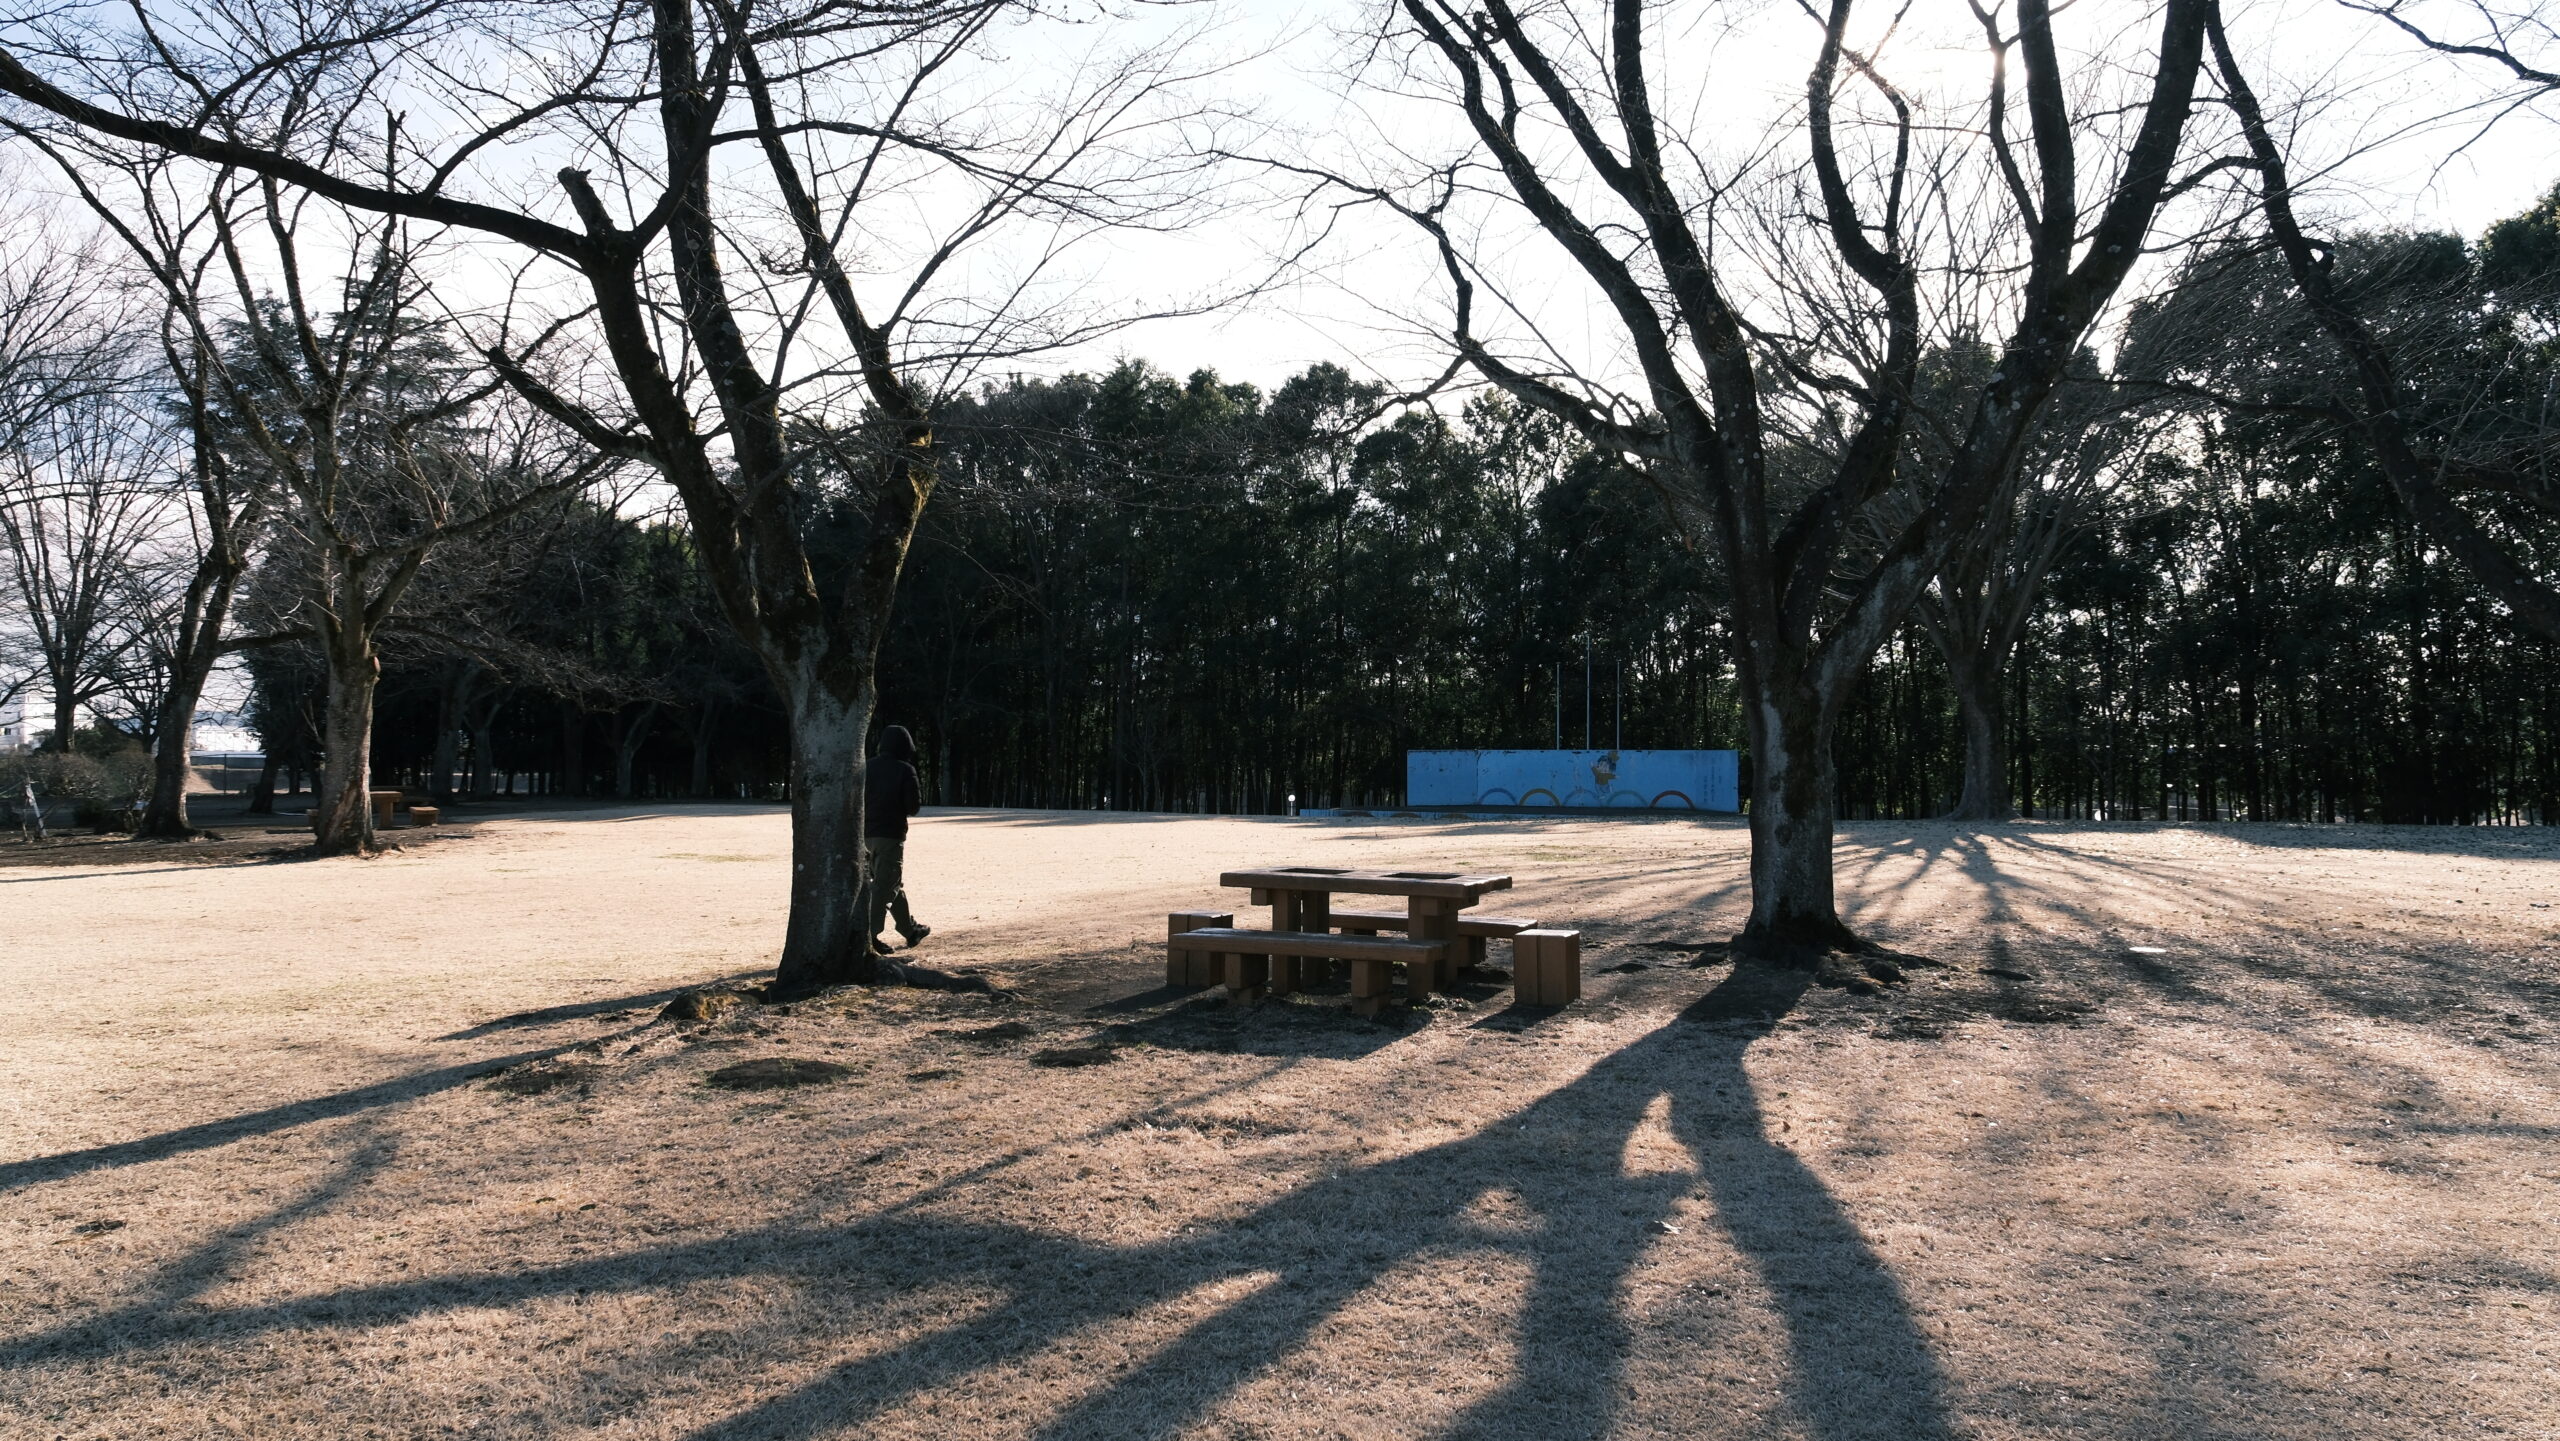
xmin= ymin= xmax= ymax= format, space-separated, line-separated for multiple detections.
xmin=1728 ymin=926 xmax=1946 ymax=996
xmin=871 ymin=959 xmax=1011 ymax=997
xmin=759 ymin=959 xmax=1013 ymax=1007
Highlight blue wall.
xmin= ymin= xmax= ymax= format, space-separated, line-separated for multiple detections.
xmin=1406 ymin=750 xmax=1739 ymax=811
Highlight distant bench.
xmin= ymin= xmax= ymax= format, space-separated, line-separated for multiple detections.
xmin=305 ymin=792 xmax=439 ymax=830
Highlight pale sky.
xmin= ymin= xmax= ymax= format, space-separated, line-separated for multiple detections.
xmin=8 ymin=0 xmax=2560 ymax=735
xmin=1055 ymin=0 xmax=2560 ymax=392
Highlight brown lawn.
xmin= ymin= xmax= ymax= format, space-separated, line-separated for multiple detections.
xmin=3 ymin=804 xmax=2555 ymax=1439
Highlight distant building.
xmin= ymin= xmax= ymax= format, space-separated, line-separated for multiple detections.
xmin=190 ymin=710 xmax=262 ymax=757
xmin=186 ymin=709 xmax=265 ymax=794
xmin=0 ymin=693 xmax=38 ymax=752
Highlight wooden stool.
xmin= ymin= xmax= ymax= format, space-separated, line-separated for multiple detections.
xmin=368 ymin=790 xmax=403 ymax=827
xmin=1513 ymin=929 xmax=1582 ymax=1007
xmin=408 ymin=805 xmax=441 ymax=827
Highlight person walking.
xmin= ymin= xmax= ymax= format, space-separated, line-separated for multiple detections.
xmin=861 ymin=724 xmax=931 ymax=956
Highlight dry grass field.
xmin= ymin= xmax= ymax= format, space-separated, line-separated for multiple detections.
xmin=3 ymin=803 xmax=2556 ymax=1440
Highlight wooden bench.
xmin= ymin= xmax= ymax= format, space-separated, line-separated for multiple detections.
xmin=1165 ymin=922 xmax=1450 ymax=1014
xmin=306 ymin=791 xmax=415 ymax=832
xmin=1330 ymin=909 xmax=1540 ymax=974
xmin=1166 ymin=911 xmax=1235 ymax=987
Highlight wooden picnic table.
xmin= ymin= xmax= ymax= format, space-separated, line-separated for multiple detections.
xmin=1218 ymin=866 xmax=1512 ymax=1005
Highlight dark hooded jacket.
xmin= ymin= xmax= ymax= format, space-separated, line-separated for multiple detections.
xmin=862 ymin=726 xmax=923 ymax=842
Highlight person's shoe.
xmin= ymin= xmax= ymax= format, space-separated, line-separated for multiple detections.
xmin=898 ymin=924 xmax=932 ymax=948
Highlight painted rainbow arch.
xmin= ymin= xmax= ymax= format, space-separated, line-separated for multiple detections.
xmin=1404 ymin=750 xmax=1739 ymax=812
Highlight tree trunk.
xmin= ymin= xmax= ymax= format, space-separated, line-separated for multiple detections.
xmin=1944 ymin=660 xmax=2012 ymax=822
xmin=773 ymin=677 xmax=881 ymax=993
xmin=246 ymin=751 xmax=276 ymax=814
xmin=312 ymin=634 xmax=379 ymax=854
xmin=1736 ymin=683 xmax=1861 ymax=959
xmin=559 ymin=704 xmax=587 ymax=797
xmin=137 ymin=550 xmax=246 ymax=837
xmin=469 ymin=719 xmax=498 ymax=800
xmin=136 ymin=687 xmax=203 ymax=839
xmin=688 ymin=699 xmax=718 ymax=799
xmin=432 ymin=664 xmax=477 ymax=803
xmin=467 ymin=690 xmax=503 ymax=801
xmin=611 ymin=701 xmax=657 ymax=798
xmin=48 ymin=689 xmax=78 ymax=752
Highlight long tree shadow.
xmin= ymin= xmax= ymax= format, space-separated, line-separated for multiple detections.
xmin=734 ymin=960 xmax=1949 ymax=1438
xmin=0 ymin=1043 xmax=572 ymax=1193
xmin=4 ymin=962 xmax=1954 ymax=1439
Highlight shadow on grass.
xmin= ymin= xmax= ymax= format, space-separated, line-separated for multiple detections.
xmin=0 ymin=963 xmax=1955 ymax=1441
xmin=436 ymin=976 xmax=767 ymax=1041
xmin=0 ymin=1044 xmax=570 ymax=1194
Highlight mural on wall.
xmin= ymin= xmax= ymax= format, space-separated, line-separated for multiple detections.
xmin=1405 ymin=750 xmax=1741 ymax=811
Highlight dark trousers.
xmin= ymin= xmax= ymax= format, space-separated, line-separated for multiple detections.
xmin=862 ymin=837 xmax=921 ymax=945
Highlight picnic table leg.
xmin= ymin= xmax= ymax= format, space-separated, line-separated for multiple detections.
xmin=1265 ymin=888 xmax=1334 ymax=993
xmin=1268 ymin=889 xmax=1301 ymax=995
xmin=1304 ymin=891 xmax=1332 ymax=985
xmin=1406 ymin=896 xmax=1456 ymax=1002
xmin=1349 ymin=959 xmax=1391 ymax=1016
xmin=1223 ymin=951 xmax=1268 ymax=1004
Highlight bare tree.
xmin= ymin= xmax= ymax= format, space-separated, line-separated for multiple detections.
xmin=0 ymin=217 xmax=145 ymax=751
xmin=0 ymin=380 xmax=174 ymax=755
xmin=27 ymin=137 xmax=614 ymax=853
xmin=0 ymin=0 xmax=1233 ymax=987
xmin=1315 ymin=0 xmax=2213 ymax=968
xmin=2205 ymin=1 xmax=2560 ymax=640
xmin=1906 ymin=392 xmax=2178 ymax=821
xmin=218 ymin=242 xmax=607 ymax=855
xmin=10 ymin=146 xmax=294 ymax=838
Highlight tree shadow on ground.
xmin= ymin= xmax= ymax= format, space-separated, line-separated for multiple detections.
xmin=436 ymin=978 xmax=761 ymax=1040
xmin=1097 ymin=993 xmax=1415 ymax=1061
xmin=1 ymin=963 xmax=1956 ymax=1441
xmin=1834 ymin=825 xmax=2560 ymax=1034
xmin=0 ymin=1044 xmax=573 ymax=1194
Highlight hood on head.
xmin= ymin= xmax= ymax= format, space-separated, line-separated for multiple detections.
xmin=879 ymin=725 xmax=917 ymax=761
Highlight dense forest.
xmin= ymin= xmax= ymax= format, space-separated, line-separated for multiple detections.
xmin=17 ymin=193 xmax=2560 ymax=830
xmin=305 ymin=270 xmax=2560 ymax=827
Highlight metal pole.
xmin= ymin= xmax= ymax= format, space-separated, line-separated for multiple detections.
xmin=1616 ymin=660 xmax=1623 ymax=751
xmin=1584 ymin=635 xmax=1592 ymax=750
xmin=1553 ymin=664 xmax=1560 ymax=749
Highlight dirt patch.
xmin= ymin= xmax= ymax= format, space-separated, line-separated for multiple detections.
xmin=484 ymin=1060 xmax=602 ymax=1096
xmin=1027 ymin=1044 xmax=1119 ymax=1068
xmin=943 ymin=1020 xmax=1036 ymax=1043
xmin=702 ymin=1057 xmax=855 ymax=1090
xmin=659 ymin=987 xmax=759 ymax=1024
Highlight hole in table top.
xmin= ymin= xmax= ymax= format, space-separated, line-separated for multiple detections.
xmin=1275 ymin=867 xmax=1353 ymax=874
xmin=1383 ymin=871 xmax=1461 ymax=879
